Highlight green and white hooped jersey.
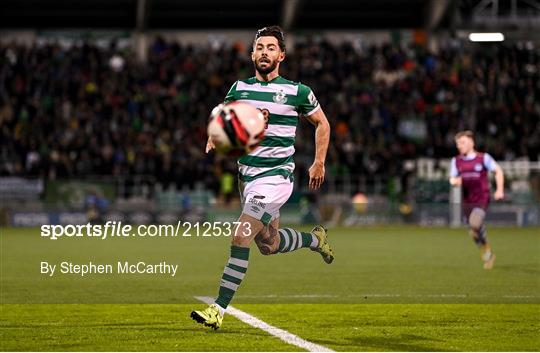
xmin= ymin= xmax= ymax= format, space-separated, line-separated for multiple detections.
xmin=224 ymin=76 xmax=320 ymax=183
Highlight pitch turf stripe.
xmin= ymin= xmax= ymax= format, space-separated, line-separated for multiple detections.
xmin=231 ymin=293 xmax=540 ymax=299
xmin=195 ymin=296 xmax=335 ymax=352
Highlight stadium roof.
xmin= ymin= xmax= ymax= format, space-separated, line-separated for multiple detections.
xmin=0 ymin=0 xmax=441 ymax=30
xmin=0 ymin=0 xmax=539 ymax=31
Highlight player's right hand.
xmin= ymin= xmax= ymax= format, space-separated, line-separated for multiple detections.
xmin=205 ymin=138 xmax=215 ymax=153
xmin=450 ymin=176 xmax=462 ymax=186
xmin=308 ymin=161 xmax=325 ymax=190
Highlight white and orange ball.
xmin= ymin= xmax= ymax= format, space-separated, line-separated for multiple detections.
xmin=207 ymin=102 xmax=265 ymax=156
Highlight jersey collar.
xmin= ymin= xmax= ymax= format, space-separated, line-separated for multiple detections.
xmin=460 ymin=151 xmax=477 ymax=160
xmin=255 ymin=75 xmax=281 ymax=85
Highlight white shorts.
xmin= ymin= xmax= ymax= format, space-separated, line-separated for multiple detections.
xmin=239 ymin=174 xmax=294 ymax=225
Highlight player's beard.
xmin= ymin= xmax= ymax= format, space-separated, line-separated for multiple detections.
xmin=254 ymin=57 xmax=278 ymax=75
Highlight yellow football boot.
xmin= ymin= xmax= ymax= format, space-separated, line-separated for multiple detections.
xmin=311 ymin=225 xmax=334 ymax=264
xmin=191 ymin=304 xmax=223 ymax=330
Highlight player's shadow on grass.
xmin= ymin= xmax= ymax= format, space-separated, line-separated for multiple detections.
xmin=495 ymin=264 xmax=540 ymax=275
xmin=99 ymin=322 xmax=174 ymax=327
xmin=94 ymin=322 xmax=274 ymax=337
xmin=330 ymin=333 xmax=451 ymax=351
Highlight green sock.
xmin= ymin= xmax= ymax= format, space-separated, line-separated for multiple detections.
xmin=278 ymin=228 xmax=318 ymax=253
xmin=215 ymin=245 xmax=249 ymax=310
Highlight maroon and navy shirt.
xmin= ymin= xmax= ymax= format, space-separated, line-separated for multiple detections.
xmin=450 ymin=152 xmax=497 ymax=208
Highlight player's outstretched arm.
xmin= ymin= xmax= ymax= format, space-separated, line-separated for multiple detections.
xmin=305 ymin=108 xmax=330 ymax=190
xmin=493 ymin=164 xmax=504 ymax=200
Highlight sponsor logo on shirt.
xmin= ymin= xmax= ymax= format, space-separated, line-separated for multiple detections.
xmin=462 ymin=172 xmax=481 ymax=179
xmin=248 ymin=196 xmax=266 ymax=209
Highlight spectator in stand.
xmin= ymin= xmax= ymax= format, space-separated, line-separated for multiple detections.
xmin=0 ymin=38 xmax=538 ymax=195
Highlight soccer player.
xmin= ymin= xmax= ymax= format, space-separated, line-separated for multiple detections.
xmin=191 ymin=26 xmax=334 ymax=329
xmin=449 ymin=130 xmax=504 ymax=269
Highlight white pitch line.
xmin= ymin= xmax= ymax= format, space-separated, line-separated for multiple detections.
xmin=233 ymin=293 xmax=540 ymax=299
xmin=195 ymin=296 xmax=335 ymax=352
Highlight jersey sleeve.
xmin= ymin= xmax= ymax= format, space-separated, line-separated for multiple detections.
xmin=297 ymin=83 xmax=320 ymax=116
xmin=449 ymin=157 xmax=459 ymax=177
xmin=483 ymin=153 xmax=497 ymax=172
xmin=223 ymin=81 xmax=238 ymax=103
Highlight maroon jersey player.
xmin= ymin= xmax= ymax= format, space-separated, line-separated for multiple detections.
xmin=449 ymin=130 xmax=504 ymax=269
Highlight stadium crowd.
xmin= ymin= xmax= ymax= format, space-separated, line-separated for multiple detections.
xmin=1 ymin=37 xmax=539 ymax=192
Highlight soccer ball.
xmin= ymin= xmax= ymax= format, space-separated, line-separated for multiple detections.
xmin=207 ymin=102 xmax=265 ymax=156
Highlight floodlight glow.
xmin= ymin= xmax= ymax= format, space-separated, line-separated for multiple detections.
xmin=468 ymin=33 xmax=505 ymax=42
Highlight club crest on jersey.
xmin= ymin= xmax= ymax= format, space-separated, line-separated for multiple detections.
xmin=273 ymin=89 xmax=287 ymax=104
xmin=474 ymin=163 xmax=483 ymax=171
xmin=308 ymin=91 xmax=318 ymax=106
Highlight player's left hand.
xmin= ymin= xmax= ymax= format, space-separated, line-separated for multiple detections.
xmin=205 ymin=137 xmax=215 ymax=153
xmin=308 ymin=161 xmax=325 ymax=190
xmin=494 ymin=189 xmax=504 ymax=200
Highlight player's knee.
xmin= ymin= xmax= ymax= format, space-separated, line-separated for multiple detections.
xmin=469 ymin=208 xmax=485 ymax=230
xmin=232 ymin=233 xmax=251 ymax=247
xmin=469 ymin=223 xmax=481 ymax=233
xmin=257 ymin=244 xmax=273 ymax=255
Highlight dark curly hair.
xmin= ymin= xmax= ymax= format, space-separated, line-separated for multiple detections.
xmin=254 ymin=25 xmax=286 ymax=52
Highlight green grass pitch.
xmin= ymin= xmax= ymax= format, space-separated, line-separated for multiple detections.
xmin=1 ymin=226 xmax=539 ymax=351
